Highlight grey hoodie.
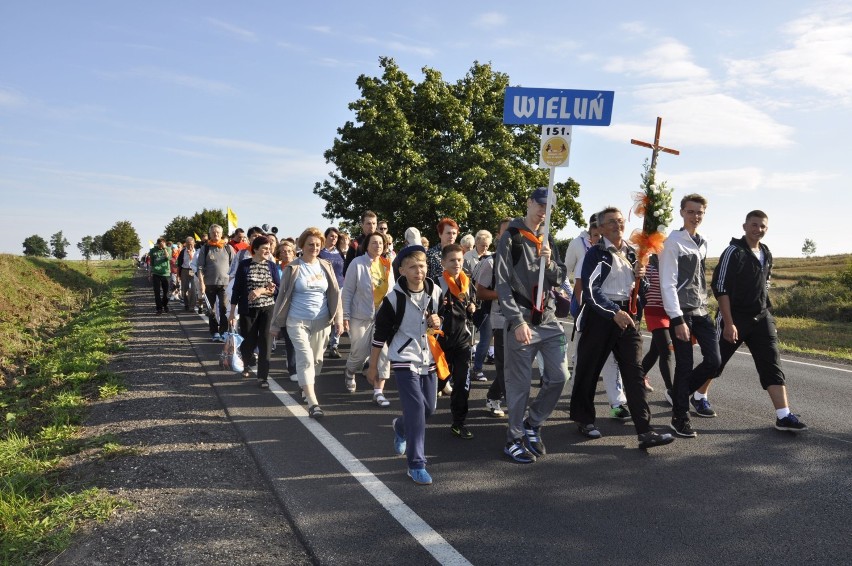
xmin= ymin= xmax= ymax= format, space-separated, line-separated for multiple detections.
xmin=495 ymin=218 xmax=567 ymax=331
xmin=659 ymin=228 xmax=710 ymax=325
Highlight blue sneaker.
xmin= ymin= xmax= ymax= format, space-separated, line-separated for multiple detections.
xmin=392 ymin=418 xmax=406 ymax=455
xmin=690 ymin=397 xmax=717 ymax=418
xmin=775 ymin=413 xmax=808 ymax=432
xmin=212 ymin=333 xmax=221 ymax=342
xmin=504 ymin=438 xmax=536 ymax=464
xmin=407 ymin=468 xmax=432 ymax=485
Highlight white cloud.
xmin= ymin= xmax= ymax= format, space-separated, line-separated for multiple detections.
xmin=183 ymin=135 xmax=299 ymax=156
xmin=473 ymin=12 xmax=508 ymax=29
xmin=0 ymin=87 xmax=27 ymax=107
xmin=205 ymin=17 xmax=258 ymax=42
xmin=308 ymin=25 xmax=332 ymax=34
xmin=104 ymin=67 xmax=237 ymax=95
xmin=664 ymin=167 xmax=836 ymax=195
xmin=604 ymin=38 xmax=709 ymax=81
xmin=599 ymin=36 xmax=794 ymax=148
xmin=726 ymin=5 xmax=852 ymax=103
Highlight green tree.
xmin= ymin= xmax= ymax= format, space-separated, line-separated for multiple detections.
xmin=802 ymin=238 xmax=817 ymax=258
xmin=49 ymin=230 xmax=70 ymax=260
xmin=102 ymin=220 xmax=141 ymax=260
xmin=22 ymin=234 xmax=50 ymax=257
xmin=313 ymin=57 xmax=583 ymax=237
xmin=77 ymin=235 xmax=95 ymax=261
xmin=163 ymin=208 xmax=226 ymax=243
xmin=91 ymin=234 xmax=105 ymax=259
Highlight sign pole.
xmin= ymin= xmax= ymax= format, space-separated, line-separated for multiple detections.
xmin=536 ymin=166 xmax=557 ymax=309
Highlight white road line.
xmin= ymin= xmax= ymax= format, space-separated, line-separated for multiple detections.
xmin=267 ymin=379 xmax=472 ymax=566
xmin=637 ymin=331 xmax=852 ymax=374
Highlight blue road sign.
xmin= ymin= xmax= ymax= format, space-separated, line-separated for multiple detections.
xmin=503 ymin=87 xmax=615 ymax=126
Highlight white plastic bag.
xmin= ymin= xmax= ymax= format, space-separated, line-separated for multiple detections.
xmin=220 ymin=325 xmax=244 ymax=372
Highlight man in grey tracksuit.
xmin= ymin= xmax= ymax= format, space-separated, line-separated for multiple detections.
xmin=495 ymin=187 xmax=569 ymax=464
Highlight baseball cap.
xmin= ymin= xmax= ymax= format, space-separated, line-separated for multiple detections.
xmin=529 ymin=187 xmax=550 ymax=205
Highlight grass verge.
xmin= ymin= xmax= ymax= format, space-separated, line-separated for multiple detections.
xmin=775 ymin=316 xmax=852 ymax=362
xmin=0 ymin=258 xmax=134 ymax=565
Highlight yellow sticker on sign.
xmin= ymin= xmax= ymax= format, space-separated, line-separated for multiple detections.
xmin=539 ymin=126 xmax=572 ymax=168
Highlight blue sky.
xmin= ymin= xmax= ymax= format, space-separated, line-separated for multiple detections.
xmin=2 ymin=1 xmax=849 ymax=259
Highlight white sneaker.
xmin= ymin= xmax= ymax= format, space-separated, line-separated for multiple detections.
xmin=373 ymin=392 xmax=390 ymax=407
xmin=473 ymin=371 xmax=487 ymax=382
xmin=345 ymin=371 xmax=356 ymax=393
xmin=289 ymin=373 xmax=299 ymax=382
xmin=485 ymin=398 xmax=505 ymax=417
xmin=441 ymin=382 xmax=453 ymax=396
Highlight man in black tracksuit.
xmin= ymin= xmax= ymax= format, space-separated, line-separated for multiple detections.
xmin=711 ymin=210 xmax=807 ymax=432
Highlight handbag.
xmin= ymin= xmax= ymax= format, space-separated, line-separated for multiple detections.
xmin=220 ymin=324 xmax=244 ymax=372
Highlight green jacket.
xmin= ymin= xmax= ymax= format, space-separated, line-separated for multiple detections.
xmin=149 ymin=247 xmax=171 ymax=277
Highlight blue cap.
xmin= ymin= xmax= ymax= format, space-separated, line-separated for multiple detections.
xmin=530 ymin=187 xmax=549 ymax=204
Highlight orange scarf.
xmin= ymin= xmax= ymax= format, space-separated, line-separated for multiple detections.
xmin=426 ymin=328 xmax=450 ymax=380
xmin=517 ymin=228 xmax=543 ymax=255
xmin=379 ymin=255 xmax=391 ymax=272
xmin=207 ymin=240 xmax=225 ymax=249
xmin=441 ymin=270 xmax=470 ymax=300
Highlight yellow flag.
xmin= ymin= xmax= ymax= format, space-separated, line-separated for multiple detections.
xmin=148 ymin=240 xmax=155 ymax=247
xmin=194 ymin=232 xmax=201 ymax=241
xmin=227 ymin=207 xmax=238 ymax=236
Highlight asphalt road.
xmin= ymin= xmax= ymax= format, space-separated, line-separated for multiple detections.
xmin=178 ymin=309 xmax=851 ymax=566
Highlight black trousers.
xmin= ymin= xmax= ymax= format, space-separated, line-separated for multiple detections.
xmin=444 ymin=346 xmax=471 ymax=426
xmin=669 ymin=313 xmax=721 ymax=421
xmin=486 ymin=327 xmax=506 ymax=402
xmin=570 ymin=311 xmax=652 ymax=434
xmin=717 ymin=311 xmax=785 ymax=389
xmin=239 ymin=305 xmax=273 ymax=380
xmin=152 ymin=274 xmax=170 ymax=311
xmin=642 ymin=328 xmax=674 ymax=390
xmin=204 ymin=284 xmax=228 ymax=335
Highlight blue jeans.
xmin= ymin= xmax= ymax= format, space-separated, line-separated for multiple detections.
xmin=393 ymin=368 xmax=437 ymax=470
xmin=670 ymin=313 xmax=721 ymax=421
xmin=472 ymin=313 xmax=492 ymax=371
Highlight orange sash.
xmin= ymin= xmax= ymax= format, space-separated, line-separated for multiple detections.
xmin=516 ymin=228 xmax=543 ymax=255
xmin=426 ymin=328 xmax=450 ymax=380
xmin=441 ymin=270 xmax=470 ymax=300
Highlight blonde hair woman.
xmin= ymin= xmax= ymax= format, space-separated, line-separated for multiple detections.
xmin=271 ymin=228 xmax=343 ymax=418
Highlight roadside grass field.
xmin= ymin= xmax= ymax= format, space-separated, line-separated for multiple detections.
xmin=0 ymin=256 xmax=134 ymax=565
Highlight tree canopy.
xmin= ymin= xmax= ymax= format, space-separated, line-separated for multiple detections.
xmin=22 ymin=234 xmax=50 ymax=257
xmin=49 ymin=231 xmax=70 ymax=260
xmin=78 ymin=235 xmax=95 ymax=261
xmin=102 ymin=220 xmax=141 ymax=259
xmin=314 ymin=57 xmax=583 ymax=237
xmin=163 ymin=209 xmax=226 ymax=243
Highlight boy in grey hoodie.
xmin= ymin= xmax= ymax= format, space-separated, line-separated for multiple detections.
xmin=368 ymin=247 xmax=443 ymax=485
xmin=495 ymin=187 xmax=569 ymax=464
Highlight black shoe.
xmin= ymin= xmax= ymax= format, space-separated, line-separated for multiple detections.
xmin=485 ymin=355 xmax=495 ymax=365
xmin=690 ymin=397 xmax=717 ymax=418
xmin=670 ymin=419 xmax=697 ymax=438
xmin=638 ymin=431 xmax=675 ymax=449
xmin=163 ymin=305 xmax=169 ymax=313
xmin=258 ymin=379 xmax=268 ymax=389
xmin=504 ymin=439 xmax=536 ymax=464
xmin=451 ymin=424 xmax=474 ymax=439
xmin=775 ymin=413 xmax=808 ymax=432
xmin=328 ymin=347 xmax=341 ymax=359
xmin=523 ymin=420 xmax=546 ymax=456
xmin=578 ymin=423 xmax=602 ymax=439
xmin=308 ymin=405 xmax=324 ymax=419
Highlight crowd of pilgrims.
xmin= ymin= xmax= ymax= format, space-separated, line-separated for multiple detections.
xmin=141 ymin=198 xmax=806 ymax=485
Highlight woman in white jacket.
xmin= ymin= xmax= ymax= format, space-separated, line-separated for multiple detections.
xmin=342 ymin=232 xmax=394 ymax=406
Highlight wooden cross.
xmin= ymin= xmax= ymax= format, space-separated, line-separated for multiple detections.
xmin=631 ymin=116 xmax=680 ymax=170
